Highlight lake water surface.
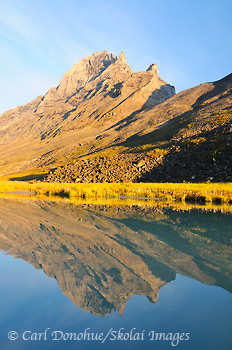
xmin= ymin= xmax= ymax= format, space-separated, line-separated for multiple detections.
xmin=0 ymin=198 xmax=231 ymax=350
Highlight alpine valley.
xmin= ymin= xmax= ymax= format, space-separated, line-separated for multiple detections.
xmin=0 ymin=51 xmax=231 ymax=183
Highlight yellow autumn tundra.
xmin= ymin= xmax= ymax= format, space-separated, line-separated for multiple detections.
xmin=0 ymin=181 xmax=231 ymax=205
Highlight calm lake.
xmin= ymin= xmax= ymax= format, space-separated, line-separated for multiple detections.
xmin=0 ymin=197 xmax=231 ymax=350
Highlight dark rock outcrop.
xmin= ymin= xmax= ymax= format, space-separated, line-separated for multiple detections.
xmin=45 ymin=153 xmax=164 ymax=183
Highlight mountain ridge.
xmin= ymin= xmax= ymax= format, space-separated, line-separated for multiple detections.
xmin=0 ymin=51 xmax=231 ymax=182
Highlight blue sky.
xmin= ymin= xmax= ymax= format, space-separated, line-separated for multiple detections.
xmin=0 ymin=0 xmax=231 ymax=114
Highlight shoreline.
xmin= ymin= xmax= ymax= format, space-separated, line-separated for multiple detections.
xmin=0 ymin=181 xmax=231 ymax=208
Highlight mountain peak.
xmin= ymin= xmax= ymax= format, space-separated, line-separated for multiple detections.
xmin=0 ymin=50 xmax=177 ymax=178
xmin=55 ymin=51 xmax=117 ymax=98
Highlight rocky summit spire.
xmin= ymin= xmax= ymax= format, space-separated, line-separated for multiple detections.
xmin=146 ymin=63 xmax=158 ymax=75
xmin=55 ymin=51 xmax=117 ymax=98
xmin=118 ymin=51 xmax=126 ymax=64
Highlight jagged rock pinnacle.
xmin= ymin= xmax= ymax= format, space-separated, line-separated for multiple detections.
xmin=118 ymin=51 xmax=126 ymax=64
xmin=147 ymin=63 xmax=158 ymax=75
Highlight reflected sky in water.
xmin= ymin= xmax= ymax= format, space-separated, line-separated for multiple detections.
xmin=0 ymin=198 xmax=231 ymax=349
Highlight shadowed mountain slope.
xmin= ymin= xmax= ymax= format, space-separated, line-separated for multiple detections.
xmin=119 ymin=73 xmax=232 ymax=182
xmin=45 ymin=73 xmax=232 ymax=183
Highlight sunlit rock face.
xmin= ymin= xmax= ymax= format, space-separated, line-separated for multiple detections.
xmin=0 ymin=51 xmax=175 ymax=177
xmin=0 ymin=198 xmax=231 ymax=316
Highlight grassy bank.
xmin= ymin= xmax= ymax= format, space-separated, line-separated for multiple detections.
xmin=0 ymin=181 xmax=231 ymax=205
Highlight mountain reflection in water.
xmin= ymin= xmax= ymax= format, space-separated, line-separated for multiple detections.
xmin=0 ymin=198 xmax=231 ymax=316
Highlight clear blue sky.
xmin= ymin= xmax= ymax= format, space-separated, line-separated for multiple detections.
xmin=0 ymin=0 xmax=231 ymax=114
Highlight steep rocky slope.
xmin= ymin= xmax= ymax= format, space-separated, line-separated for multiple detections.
xmin=0 ymin=51 xmax=174 ymax=179
xmin=46 ymin=73 xmax=232 ymax=183
xmin=123 ymin=73 xmax=232 ymax=182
